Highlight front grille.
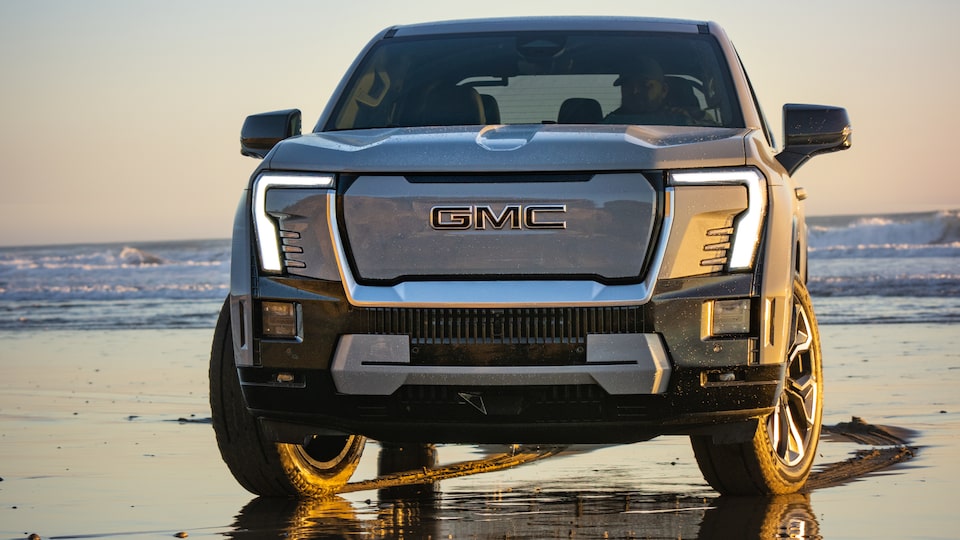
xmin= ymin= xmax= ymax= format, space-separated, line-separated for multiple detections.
xmin=365 ymin=306 xmax=643 ymax=345
xmin=342 ymin=173 xmax=657 ymax=281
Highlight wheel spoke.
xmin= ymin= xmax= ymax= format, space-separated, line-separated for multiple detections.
xmin=783 ymin=402 xmax=805 ymax=464
xmin=789 ymin=303 xmax=813 ymax=365
xmin=770 ymin=404 xmax=782 ymax=451
xmin=766 ymin=290 xmax=820 ymax=469
xmin=787 ymin=375 xmax=818 ymax=425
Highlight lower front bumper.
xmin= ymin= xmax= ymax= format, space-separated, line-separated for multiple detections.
xmin=240 ymin=364 xmax=781 ymax=445
xmin=331 ymin=333 xmax=671 ymax=396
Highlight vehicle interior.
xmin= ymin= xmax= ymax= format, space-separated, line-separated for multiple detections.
xmin=328 ymin=32 xmax=743 ymax=131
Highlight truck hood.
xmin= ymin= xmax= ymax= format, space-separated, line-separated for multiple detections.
xmin=265 ymin=124 xmax=751 ymax=173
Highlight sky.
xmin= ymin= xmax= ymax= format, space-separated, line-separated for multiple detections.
xmin=1 ymin=0 xmax=958 ymax=246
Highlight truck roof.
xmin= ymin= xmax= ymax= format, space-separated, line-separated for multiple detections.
xmin=388 ymin=16 xmax=712 ymax=38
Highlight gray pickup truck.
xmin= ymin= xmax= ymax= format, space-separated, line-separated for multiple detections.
xmin=210 ymin=16 xmax=851 ymax=497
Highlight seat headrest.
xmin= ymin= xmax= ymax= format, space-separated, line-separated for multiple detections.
xmin=411 ymin=85 xmax=486 ymax=126
xmin=558 ymin=98 xmax=603 ymax=124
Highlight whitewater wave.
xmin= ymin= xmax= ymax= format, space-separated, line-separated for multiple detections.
xmin=0 ymin=240 xmax=230 ymax=330
xmin=119 ymin=246 xmax=167 ymax=266
xmin=808 ymin=209 xmax=960 ymax=255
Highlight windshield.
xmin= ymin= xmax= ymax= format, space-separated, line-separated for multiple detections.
xmin=326 ymin=31 xmax=743 ymax=131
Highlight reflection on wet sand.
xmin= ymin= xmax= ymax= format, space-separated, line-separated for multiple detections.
xmin=228 ymin=444 xmax=822 ymax=539
xmin=701 ymin=495 xmax=819 ymax=539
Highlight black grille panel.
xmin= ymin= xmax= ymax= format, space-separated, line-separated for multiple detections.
xmin=365 ymin=307 xmax=643 ymax=345
xmin=396 ymin=385 xmax=606 ymax=422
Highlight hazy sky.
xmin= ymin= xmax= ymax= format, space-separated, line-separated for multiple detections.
xmin=1 ymin=0 xmax=957 ymax=246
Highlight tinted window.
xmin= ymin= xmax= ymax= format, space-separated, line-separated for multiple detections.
xmin=327 ymin=32 xmax=743 ymax=130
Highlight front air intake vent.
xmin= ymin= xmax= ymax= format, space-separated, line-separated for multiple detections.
xmin=365 ymin=307 xmax=643 ymax=345
xmin=701 ymin=226 xmax=733 ymax=267
xmin=278 ymin=229 xmax=306 ymax=269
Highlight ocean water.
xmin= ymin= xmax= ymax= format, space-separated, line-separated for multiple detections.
xmin=806 ymin=210 xmax=960 ymax=325
xmin=0 ymin=239 xmax=229 ymax=330
xmin=1 ymin=210 xmax=957 ymax=330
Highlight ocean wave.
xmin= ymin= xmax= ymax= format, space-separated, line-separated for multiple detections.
xmin=119 ymin=246 xmax=167 ymax=266
xmin=0 ymin=298 xmax=224 ymax=330
xmin=807 ymin=274 xmax=960 ymax=298
xmin=0 ymin=282 xmax=228 ymax=300
xmin=808 ymin=209 xmax=960 ymax=254
xmin=0 ymin=240 xmax=230 ymax=307
xmin=0 ymin=240 xmax=229 ymax=330
xmin=811 ymin=296 xmax=960 ymax=326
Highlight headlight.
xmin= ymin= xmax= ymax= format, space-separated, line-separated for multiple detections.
xmin=252 ymin=172 xmax=335 ymax=272
xmin=668 ymin=168 xmax=766 ymax=271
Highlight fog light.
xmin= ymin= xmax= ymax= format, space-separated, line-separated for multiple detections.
xmin=710 ymin=299 xmax=751 ymax=335
xmin=262 ymin=301 xmax=299 ymax=338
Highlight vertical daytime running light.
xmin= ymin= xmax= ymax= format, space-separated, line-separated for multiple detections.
xmin=669 ymin=168 xmax=766 ymax=271
xmin=252 ymin=173 xmax=335 ymax=272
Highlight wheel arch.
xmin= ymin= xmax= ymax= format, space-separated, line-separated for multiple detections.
xmin=229 ymin=191 xmax=255 ymax=367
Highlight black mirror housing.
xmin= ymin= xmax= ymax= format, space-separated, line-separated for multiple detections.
xmin=776 ymin=104 xmax=852 ymax=176
xmin=240 ymin=109 xmax=302 ymax=159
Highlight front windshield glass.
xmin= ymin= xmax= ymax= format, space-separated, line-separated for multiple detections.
xmin=326 ymin=31 xmax=743 ymax=131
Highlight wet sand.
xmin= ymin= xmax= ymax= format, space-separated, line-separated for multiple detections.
xmin=0 ymin=323 xmax=957 ymax=539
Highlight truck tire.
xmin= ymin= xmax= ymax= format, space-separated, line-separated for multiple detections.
xmin=210 ymin=299 xmax=365 ymax=497
xmin=691 ymin=279 xmax=823 ymax=495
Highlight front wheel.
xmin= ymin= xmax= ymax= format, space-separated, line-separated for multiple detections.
xmin=691 ymin=280 xmax=823 ymax=495
xmin=209 ymin=299 xmax=365 ymax=497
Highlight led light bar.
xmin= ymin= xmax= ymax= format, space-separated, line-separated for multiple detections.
xmin=669 ymin=168 xmax=766 ymax=271
xmin=252 ymin=172 xmax=335 ymax=272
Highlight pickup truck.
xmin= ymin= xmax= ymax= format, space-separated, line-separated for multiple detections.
xmin=210 ymin=16 xmax=851 ymax=496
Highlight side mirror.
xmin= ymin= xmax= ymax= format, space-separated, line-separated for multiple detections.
xmin=240 ymin=109 xmax=302 ymax=159
xmin=775 ymin=104 xmax=852 ymax=176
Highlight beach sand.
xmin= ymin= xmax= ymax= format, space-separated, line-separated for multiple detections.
xmin=0 ymin=323 xmax=957 ymax=539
